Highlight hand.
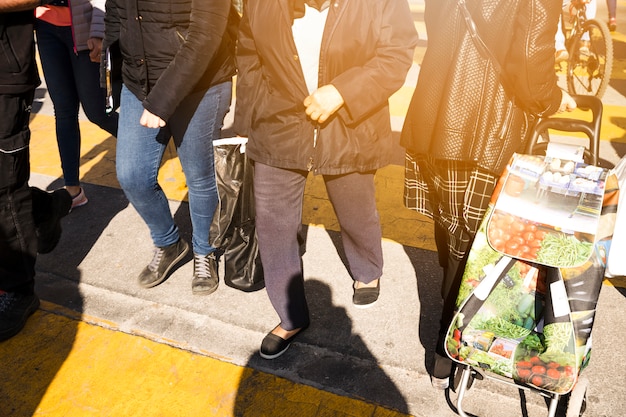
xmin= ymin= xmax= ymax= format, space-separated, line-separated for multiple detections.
xmin=303 ymin=84 xmax=344 ymax=124
xmin=140 ymin=109 xmax=166 ymax=128
xmin=87 ymin=37 xmax=103 ymax=63
xmin=558 ymin=90 xmax=577 ymax=113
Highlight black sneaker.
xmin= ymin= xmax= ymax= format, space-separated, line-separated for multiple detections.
xmin=0 ymin=292 xmax=40 ymax=342
xmin=36 ymin=189 xmax=72 ymax=254
xmin=191 ymin=252 xmax=219 ymax=295
xmin=138 ymin=239 xmax=189 ymax=288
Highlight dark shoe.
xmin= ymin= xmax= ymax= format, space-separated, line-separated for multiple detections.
xmin=352 ymin=280 xmax=380 ymax=308
xmin=609 ymin=17 xmax=617 ymax=32
xmin=260 ymin=325 xmax=308 ymax=360
xmin=138 ymin=239 xmax=189 ymax=288
xmin=0 ymin=292 xmax=40 ymax=342
xmin=191 ymin=252 xmax=219 ymax=295
xmin=37 ymin=189 xmax=72 ymax=254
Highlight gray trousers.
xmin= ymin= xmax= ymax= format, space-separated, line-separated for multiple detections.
xmin=253 ymin=162 xmax=384 ymax=330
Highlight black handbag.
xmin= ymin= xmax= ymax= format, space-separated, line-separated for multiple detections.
xmin=210 ymin=140 xmax=264 ymax=292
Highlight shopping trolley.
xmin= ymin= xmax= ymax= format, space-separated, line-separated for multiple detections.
xmin=445 ymin=95 xmax=619 ymax=417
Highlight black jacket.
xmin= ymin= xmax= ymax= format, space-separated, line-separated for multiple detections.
xmin=233 ymin=0 xmax=418 ymax=175
xmin=401 ymin=0 xmax=563 ymax=174
xmin=103 ymin=0 xmax=237 ymax=121
xmin=0 ymin=11 xmax=40 ymax=95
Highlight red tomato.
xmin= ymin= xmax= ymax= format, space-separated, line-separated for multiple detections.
xmin=511 ymin=222 xmax=526 ymax=233
xmin=491 ymin=238 xmax=505 ymax=251
xmin=517 ymin=368 xmax=532 ymax=379
xmin=512 ymin=236 xmax=526 ymax=245
xmin=547 ymin=362 xmax=560 ymax=369
xmin=535 ymin=230 xmax=547 ymax=240
xmin=531 ymin=365 xmax=547 ymax=374
xmin=547 ymin=369 xmax=561 ymax=380
xmin=522 ymin=231 xmax=535 ymax=242
xmin=530 ymin=356 xmax=544 ymax=364
xmin=520 ymin=245 xmax=531 ymax=254
xmin=505 ymin=241 xmax=520 ymax=252
xmin=517 ymin=361 xmax=532 ymax=369
xmin=531 ymin=375 xmax=544 ymax=386
xmin=529 ymin=238 xmax=543 ymax=248
xmin=525 ymin=224 xmax=538 ymax=233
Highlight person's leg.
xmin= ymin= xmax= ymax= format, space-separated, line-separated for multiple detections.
xmin=169 ymin=82 xmax=231 ymax=256
xmin=253 ymin=162 xmax=310 ymax=331
xmin=116 ymin=85 xmax=179 ymax=248
xmin=116 ymin=85 xmax=189 ymax=287
xmin=72 ymin=48 xmax=119 ymax=137
xmin=0 ymin=93 xmax=36 ymax=294
xmin=607 ymin=0 xmax=617 ymax=30
xmin=324 ymin=171 xmax=383 ymax=285
xmin=0 ymin=91 xmax=41 ymax=342
xmin=35 ymin=21 xmax=82 ymax=189
xmin=421 ymin=158 xmax=498 ymax=385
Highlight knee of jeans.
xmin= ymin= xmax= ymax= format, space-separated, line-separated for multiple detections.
xmin=116 ymin=166 xmax=154 ymax=193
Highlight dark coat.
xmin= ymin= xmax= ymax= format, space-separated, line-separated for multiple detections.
xmin=233 ymin=0 xmax=418 ymax=175
xmin=0 ymin=11 xmax=40 ymax=95
xmin=401 ymin=0 xmax=563 ymax=174
xmin=103 ymin=0 xmax=237 ymax=121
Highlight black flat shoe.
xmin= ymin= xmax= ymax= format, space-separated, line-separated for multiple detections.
xmin=260 ymin=326 xmax=308 ymax=360
xmin=352 ymin=280 xmax=380 ymax=308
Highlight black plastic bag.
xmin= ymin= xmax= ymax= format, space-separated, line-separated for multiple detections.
xmin=210 ymin=139 xmax=264 ymax=292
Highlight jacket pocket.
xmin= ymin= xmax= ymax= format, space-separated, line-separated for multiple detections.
xmin=0 ymin=28 xmax=22 ymax=74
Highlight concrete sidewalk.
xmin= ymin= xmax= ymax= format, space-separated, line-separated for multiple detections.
xmin=9 ymin=167 xmax=626 ymax=417
xmin=3 ymin=0 xmax=626 ymax=414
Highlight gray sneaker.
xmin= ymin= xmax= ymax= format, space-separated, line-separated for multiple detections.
xmin=191 ymin=252 xmax=219 ymax=295
xmin=138 ymin=239 xmax=189 ymax=288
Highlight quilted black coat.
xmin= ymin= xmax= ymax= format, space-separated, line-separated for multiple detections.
xmin=401 ymin=0 xmax=563 ymax=174
xmin=103 ymin=0 xmax=237 ymax=121
xmin=233 ymin=0 xmax=418 ymax=175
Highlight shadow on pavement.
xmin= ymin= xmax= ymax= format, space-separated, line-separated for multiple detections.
xmin=234 ymin=278 xmax=410 ymax=415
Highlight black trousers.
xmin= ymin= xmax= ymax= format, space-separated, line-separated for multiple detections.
xmin=0 ymin=91 xmax=56 ymax=294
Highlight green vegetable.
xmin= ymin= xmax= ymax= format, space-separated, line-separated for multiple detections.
xmin=543 ymin=322 xmax=573 ymax=353
xmin=536 ymin=233 xmax=592 ymax=266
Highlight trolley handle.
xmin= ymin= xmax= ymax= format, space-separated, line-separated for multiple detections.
xmin=527 ymin=95 xmax=602 ymax=166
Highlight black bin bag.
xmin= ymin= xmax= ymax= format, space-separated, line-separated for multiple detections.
xmin=210 ymin=138 xmax=264 ymax=292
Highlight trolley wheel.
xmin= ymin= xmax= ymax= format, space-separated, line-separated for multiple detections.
xmin=566 ymin=18 xmax=613 ymax=98
xmin=566 ymin=377 xmax=589 ymax=417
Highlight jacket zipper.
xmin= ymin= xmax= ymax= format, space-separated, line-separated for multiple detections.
xmin=307 ymin=125 xmax=320 ymax=172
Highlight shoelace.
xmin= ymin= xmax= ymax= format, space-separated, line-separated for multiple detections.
xmin=0 ymin=292 xmax=17 ymax=314
xmin=148 ymin=247 xmax=165 ymax=272
xmin=194 ymin=254 xmax=212 ymax=278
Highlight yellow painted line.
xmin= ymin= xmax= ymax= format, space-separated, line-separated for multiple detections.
xmin=0 ymin=301 xmax=408 ymax=417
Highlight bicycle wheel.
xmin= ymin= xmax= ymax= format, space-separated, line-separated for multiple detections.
xmin=566 ymin=18 xmax=613 ymax=98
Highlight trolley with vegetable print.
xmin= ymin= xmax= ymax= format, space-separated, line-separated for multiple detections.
xmin=445 ymin=95 xmax=619 ymax=417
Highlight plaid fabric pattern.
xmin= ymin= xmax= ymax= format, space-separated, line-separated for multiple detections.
xmin=404 ymin=152 xmax=498 ymax=261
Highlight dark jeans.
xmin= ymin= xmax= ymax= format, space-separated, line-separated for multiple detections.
xmin=35 ymin=20 xmax=118 ymax=187
xmin=0 ymin=92 xmax=37 ymax=294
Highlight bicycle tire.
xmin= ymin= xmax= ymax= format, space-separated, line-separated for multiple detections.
xmin=566 ymin=18 xmax=613 ymax=98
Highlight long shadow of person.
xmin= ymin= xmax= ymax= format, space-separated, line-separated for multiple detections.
xmin=234 ymin=278 xmax=409 ymax=415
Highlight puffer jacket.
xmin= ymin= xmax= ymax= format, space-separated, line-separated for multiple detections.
xmin=103 ymin=0 xmax=236 ymax=121
xmin=401 ymin=0 xmax=563 ymax=174
xmin=0 ymin=11 xmax=39 ymax=95
xmin=233 ymin=0 xmax=418 ymax=175
xmin=69 ymin=0 xmax=106 ymax=52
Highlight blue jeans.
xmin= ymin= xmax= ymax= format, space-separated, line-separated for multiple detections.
xmin=35 ymin=20 xmax=118 ymax=187
xmin=116 ymin=82 xmax=231 ymax=255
